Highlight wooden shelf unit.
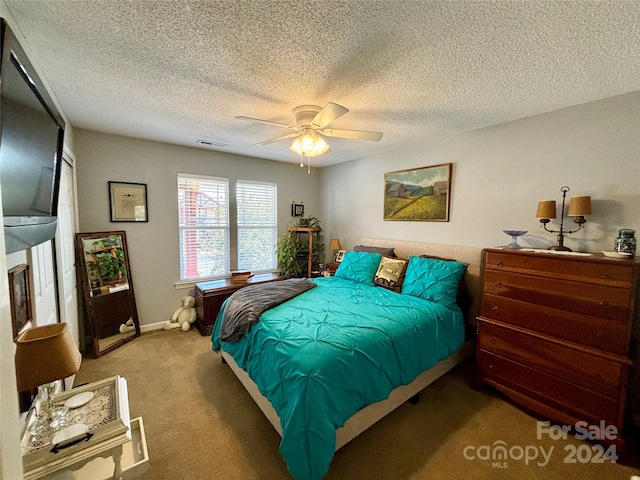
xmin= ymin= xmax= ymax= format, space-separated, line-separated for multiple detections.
xmin=288 ymin=227 xmax=320 ymax=278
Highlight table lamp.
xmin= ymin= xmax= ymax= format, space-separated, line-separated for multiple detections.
xmin=330 ymin=238 xmax=342 ymax=261
xmin=536 ymin=186 xmax=592 ymax=252
xmin=15 ymin=323 xmax=82 ymax=434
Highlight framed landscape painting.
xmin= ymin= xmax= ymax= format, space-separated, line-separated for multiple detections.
xmin=384 ymin=163 xmax=452 ymax=221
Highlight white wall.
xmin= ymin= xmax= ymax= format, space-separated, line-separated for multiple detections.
xmin=320 ymin=92 xmax=640 ymax=255
xmin=73 ymin=129 xmax=322 ymax=327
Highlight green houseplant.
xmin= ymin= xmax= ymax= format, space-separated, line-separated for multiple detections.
xmin=91 ymin=237 xmax=127 ymax=285
xmin=276 ymin=216 xmax=325 ymax=278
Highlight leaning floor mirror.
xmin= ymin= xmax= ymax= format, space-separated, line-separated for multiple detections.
xmin=75 ymin=231 xmax=140 ymax=357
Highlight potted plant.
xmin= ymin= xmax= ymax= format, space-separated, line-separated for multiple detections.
xmin=276 ymin=216 xmax=325 ymax=278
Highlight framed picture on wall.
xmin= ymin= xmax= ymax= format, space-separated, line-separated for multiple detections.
xmin=9 ymin=264 xmax=32 ymax=340
xmin=291 ymin=203 xmax=304 ymax=217
xmin=384 ymin=163 xmax=452 ymax=221
xmin=109 ymin=181 xmax=148 ymax=222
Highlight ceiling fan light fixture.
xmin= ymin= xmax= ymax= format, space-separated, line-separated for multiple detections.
xmin=289 ymin=130 xmax=329 ymax=157
xmin=301 ymin=130 xmax=315 ymax=153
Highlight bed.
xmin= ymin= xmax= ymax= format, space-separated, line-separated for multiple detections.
xmin=211 ymin=239 xmax=481 ymax=480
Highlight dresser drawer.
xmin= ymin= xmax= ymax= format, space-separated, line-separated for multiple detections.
xmin=481 ymin=294 xmax=630 ymax=355
xmin=484 ymin=251 xmax=633 ymax=287
xmin=483 ymin=269 xmax=631 ymax=321
xmin=477 ymin=349 xmax=619 ymax=426
xmin=477 ymin=320 xmax=625 ymax=397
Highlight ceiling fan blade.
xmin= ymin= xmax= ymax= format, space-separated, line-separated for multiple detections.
xmin=310 ymin=103 xmax=349 ymax=129
xmin=235 ymin=116 xmax=298 ymax=130
xmin=254 ymin=132 xmax=300 ymax=146
xmin=320 ymin=128 xmax=383 ymax=142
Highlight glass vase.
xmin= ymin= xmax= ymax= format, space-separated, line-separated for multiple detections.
xmin=614 ymin=229 xmax=636 ymax=256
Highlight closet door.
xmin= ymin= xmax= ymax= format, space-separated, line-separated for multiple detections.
xmin=55 ymin=155 xmax=79 ymax=346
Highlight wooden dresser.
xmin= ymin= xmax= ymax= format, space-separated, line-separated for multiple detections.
xmin=476 ymin=248 xmax=639 ymax=446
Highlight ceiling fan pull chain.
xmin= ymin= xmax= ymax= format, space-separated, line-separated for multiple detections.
xmin=307 ymin=156 xmax=311 ymax=174
xmin=300 ymin=153 xmax=304 ymax=168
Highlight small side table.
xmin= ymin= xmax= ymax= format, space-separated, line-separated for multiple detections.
xmin=325 ymin=262 xmax=340 ymax=276
xmin=195 ymin=273 xmax=283 ymax=336
xmin=21 ymin=376 xmax=148 ymax=480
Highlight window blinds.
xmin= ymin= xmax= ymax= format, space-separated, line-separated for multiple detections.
xmin=236 ymin=180 xmax=277 ymax=272
xmin=177 ymin=174 xmax=229 ymax=280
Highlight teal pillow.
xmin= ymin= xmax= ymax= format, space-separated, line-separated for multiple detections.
xmin=401 ymin=256 xmax=468 ymax=308
xmin=335 ymin=251 xmax=381 ymax=286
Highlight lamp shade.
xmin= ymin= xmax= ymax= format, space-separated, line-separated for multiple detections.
xmin=329 ymin=238 xmax=341 ymax=250
xmin=567 ymin=196 xmax=592 ymax=216
xmin=15 ymin=323 xmax=81 ymax=391
xmin=536 ymin=200 xmax=557 ymax=219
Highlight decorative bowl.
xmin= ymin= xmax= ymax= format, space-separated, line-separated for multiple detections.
xmin=503 ymin=230 xmax=527 ymax=249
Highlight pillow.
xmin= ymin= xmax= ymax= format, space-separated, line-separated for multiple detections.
xmin=419 ymin=254 xmax=472 ymax=314
xmin=373 ymin=256 xmax=407 ymax=292
xmin=335 ymin=251 xmax=382 ymax=286
xmin=353 ymin=244 xmax=396 ymax=258
xmin=401 ymin=256 xmax=468 ymax=309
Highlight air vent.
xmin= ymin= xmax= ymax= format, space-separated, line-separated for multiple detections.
xmin=197 ymin=140 xmax=228 ymax=148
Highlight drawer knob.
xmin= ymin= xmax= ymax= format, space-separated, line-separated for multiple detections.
xmin=489 ymin=338 xmax=496 ymax=345
xmin=492 ymin=306 xmax=499 ymax=312
xmin=601 ymin=273 xmax=611 ymax=280
xmin=494 ymin=281 xmax=502 ymax=289
xmin=599 ymin=301 xmax=610 ymax=308
xmin=595 ymin=331 xmax=608 ymax=341
xmin=496 ymin=260 xmax=504 ymax=267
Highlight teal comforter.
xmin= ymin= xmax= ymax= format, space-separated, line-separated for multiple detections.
xmin=211 ymin=276 xmax=465 ymax=479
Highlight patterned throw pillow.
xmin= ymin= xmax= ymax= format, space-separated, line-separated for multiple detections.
xmin=335 ymin=251 xmax=382 ymax=286
xmin=373 ymin=257 xmax=407 ymax=292
xmin=400 ymin=256 xmax=468 ymax=309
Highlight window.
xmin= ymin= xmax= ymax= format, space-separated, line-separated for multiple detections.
xmin=177 ymin=175 xmax=277 ymax=282
xmin=178 ymin=174 xmax=229 ymax=281
xmin=236 ymin=180 xmax=277 ymax=273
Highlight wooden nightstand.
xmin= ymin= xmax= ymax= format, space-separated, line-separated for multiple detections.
xmin=195 ymin=273 xmax=283 ymax=336
xmin=325 ymin=261 xmax=340 ymax=275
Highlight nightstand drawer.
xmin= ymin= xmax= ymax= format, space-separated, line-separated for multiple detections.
xmin=477 ymin=320 xmax=626 ymax=397
xmin=483 ymin=269 xmax=631 ymax=321
xmin=480 ymin=294 xmax=630 ymax=355
xmin=484 ymin=251 xmax=633 ymax=287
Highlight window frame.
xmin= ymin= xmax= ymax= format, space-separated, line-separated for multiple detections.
xmin=177 ymin=174 xmax=279 ymax=284
xmin=177 ymin=173 xmax=230 ymax=282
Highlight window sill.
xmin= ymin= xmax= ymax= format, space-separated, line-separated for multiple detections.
xmin=174 ymin=270 xmax=279 ymax=290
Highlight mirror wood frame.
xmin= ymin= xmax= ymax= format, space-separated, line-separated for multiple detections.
xmin=75 ymin=231 xmax=140 ymax=357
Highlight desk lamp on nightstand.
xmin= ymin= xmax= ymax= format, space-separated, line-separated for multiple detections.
xmin=15 ymin=323 xmax=82 ymax=437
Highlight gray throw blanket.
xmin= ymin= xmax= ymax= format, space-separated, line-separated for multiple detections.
xmin=219 ymin=278 xmax=316 ymax=342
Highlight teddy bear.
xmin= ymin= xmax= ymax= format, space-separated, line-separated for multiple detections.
xmin=164 ymin=295 xmax=197 ymax=332
xmin=119 ymin=318 xmax=135 ymax=334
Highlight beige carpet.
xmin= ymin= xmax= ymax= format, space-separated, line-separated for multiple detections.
xmin=74 ymin=329 xmax=640 ymax=480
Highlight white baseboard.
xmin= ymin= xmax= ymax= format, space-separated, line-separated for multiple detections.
xmin=140 ymin=321 xmax=166 ymax=333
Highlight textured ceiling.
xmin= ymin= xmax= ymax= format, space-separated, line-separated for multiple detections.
xmin=5 ymin=1 xmax=640 ymax=167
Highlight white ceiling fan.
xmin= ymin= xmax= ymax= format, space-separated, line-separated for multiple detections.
xmin=236 ymin=102 xmax=383 ymax=162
